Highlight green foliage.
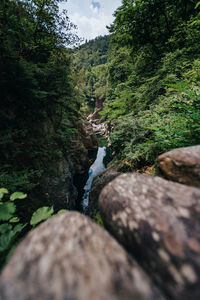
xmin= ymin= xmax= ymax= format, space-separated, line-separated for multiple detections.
xmin=0 ymin=187 xmax=68 ymax=268
xmin=98 ymin=137 xmax=108 ymax=147
xmin=0 ymin=223 xmax=26 ymax=252
xmin=0 ymin=189 xmax=27 ymax=267
xmin=73 ymin=36 xmax=110 ymax=112
xmin=0 ymin=188 xmax=8 ymax=200
xmin=10 ymin=192 xmax=27 ymax=201
xmin=110 ymin=66 xmax=200 ymax=168
xmin=30 ymin=206 xmax=54 ymax=226
xmin=0 ymin=0 xmax=81 ymax=193
xmin=56 ymin=209 xmax=68 ymax=215
xmin=0 ymin=203 xmax=16 ymax=221
xmin=99 ymin=0 xmax=200 ymax=169
xmin=92 ymin=212 xmax=104 ymax=228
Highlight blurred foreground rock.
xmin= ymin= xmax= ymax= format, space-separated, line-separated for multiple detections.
xmin=157 ymin=145 xmax=200 ymax=188
xmin=0 ymin=212 xmax=164 ymax=300
xmin=99 ymin=173 xmax=200 ymax=299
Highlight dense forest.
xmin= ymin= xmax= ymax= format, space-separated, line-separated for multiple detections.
xmin=0 ymin=0 xmax=80 ymax=192
xmin=1 ymin=0 xmax=200 ymax=278
xmin=73 ymin=35 xmax=110 ymax=111
xmin=0 ymin=0 xmax=86 ymax=266
xmin=75 ymin=0 xmax=200 ymax=170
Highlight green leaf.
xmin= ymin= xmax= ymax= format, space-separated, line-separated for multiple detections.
xmin=56 ymin=209 xmax=67 ymax=215
xmin=30 ymin=206 xmax=54 ymax=226
xmin=0 ymin=224 xmax=12 ymax=234
xmin=10 ymin=217 xmax=20 ymax=223
xmin=0 ymin=234 xmax=11 ymax=252
xmin=0 ymin=188 xmax=8 ymax=200
xmin=0 ymin=188 xmax=9 ymax=194
xmin=0 ymin=202 xmax=16 ymax=221
xmin=10 ymin=192 xmax=27 ymax=201
xmin=12 ymin=223 xmax=26 ymax=235
xmin=195 ymin=2 xmax=200 ymax=9
xmin=0 ymin=223 xmax=26 ymax=252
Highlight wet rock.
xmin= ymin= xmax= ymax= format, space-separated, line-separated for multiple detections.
xmin=73 ymin=121 xmax=98 ymax=175
xmin=157 ymin=145 xmax=200 ymax=188
xmin=78 ymin=121 xmax=98 ymax=150
xmin=0 ymin=212 xmax=164 ymax=300
xmin=41 ymin=157 xmax=77 ymax=211
xmin=87 ymin=97 xmax=104 ymax=121
xmin=99 ymin=173 xmax=200 ymax=299
xmin=72 ymin=142 xmax=92 ymax=175
xmin=40 ymin=119 xmax=97 ymax=211
xmin=86 ymin=166 xmax=120 ymax=218
xmin=89 ymin=122 xmax=107 ymax=136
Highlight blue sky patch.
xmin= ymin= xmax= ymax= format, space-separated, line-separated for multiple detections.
xmin=91 ymin=1 xmax=101 ymax=10
xmin=60 ymin=0 xmax=122 ymax=41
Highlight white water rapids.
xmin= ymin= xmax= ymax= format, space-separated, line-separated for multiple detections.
xmin=82 ymin=147 xmax=106 ymax=211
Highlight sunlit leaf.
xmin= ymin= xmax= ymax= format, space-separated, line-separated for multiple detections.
xmin=56 ymin=209 xmax=67 ymax=215
xmin=10 ymin=192 xmax=27 ymax=201
xmin=10 ymin=217 xmax=20 ymax=223
xmin=195 ymin=2 xmax=200 ymax=9
xmin=30 ymin=206 xmax=54 ymax=226
xmin=0 ymin=188 xmax=8 ymax=200
xmin=0 ymin=188 xmax=9 ymax=194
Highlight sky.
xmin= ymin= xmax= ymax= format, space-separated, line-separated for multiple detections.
xmin=60 ymin=0 xmax=122 ymax=41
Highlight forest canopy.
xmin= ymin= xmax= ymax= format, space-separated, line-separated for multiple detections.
xmin=96 ymin=0 xmax=200 ymax=169
xmin=0 ymin=0 xmax=81 ymax=191
xmin=0 ymin=0 xmax=83 ymax=267
xmin=73 ymin=0 xmax=200 ymax=169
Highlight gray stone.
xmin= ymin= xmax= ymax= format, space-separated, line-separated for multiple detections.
xmin=157 ymin=145 xmax=200 ymax=188
xmin=0 ymin=212 xmax=164 ymax=300
xmin=85 ymin=166 xmax=120 ymax=218
xmin=99 ymin=173 xmax=200 ymax=299
xmin=78 ymin=121 xmax=98 ymax=150
xmin=41 ymin=157 xmax=77 ymax=211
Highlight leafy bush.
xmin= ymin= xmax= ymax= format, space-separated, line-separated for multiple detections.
xmin=110 ymin=77 xmax=200 ymax=169
xmin=0 ymin=188 xmax=27 ymax=266
xmin=0 ymin=188 xmax=67 ymax=268
xmin=100 ymin=0 xmax=200 ymax=169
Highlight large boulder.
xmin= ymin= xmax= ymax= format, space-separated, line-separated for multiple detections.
xmin=157 ymin=145 xmax=200 ymax=188
xmin=41 ymin=157 xmax=77 ymax=211
xmin=85 ymin=166 xmax=120 ymax=218
xmin=99 ymin=173 xmax=200 ymax=299
xmin=0 ymin=212 xmax=164 ymax=300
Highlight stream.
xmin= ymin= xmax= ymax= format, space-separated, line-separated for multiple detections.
xmin=82 ymin=147 xmax=106 ymax=211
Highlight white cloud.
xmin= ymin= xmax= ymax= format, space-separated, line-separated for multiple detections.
xmin=69 ymin=11 xmax=113 ymax=41
xmin=89 ymin=4 xmax=99 ymax=14
xmin=60 ymin=0 xmax=122 ymax=41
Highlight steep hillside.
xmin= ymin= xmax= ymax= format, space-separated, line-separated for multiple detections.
xmin=73 ymin=35 xmax=110 ymax=111
xmin=0 ymin=0 xmax=97 ymax=266
xmin=73 ymin=0 xmax=200 ymax=172
xmin=99 ymin=0 xmax=200 ymax=170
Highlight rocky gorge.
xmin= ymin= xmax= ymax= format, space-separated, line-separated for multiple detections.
xmin=1 ymin=131 xmax=200 ymax=299
xmin=29 ymin=119 xmax=99 ymax=214
xmin=2 ymin=1 xmax=200 ymax=299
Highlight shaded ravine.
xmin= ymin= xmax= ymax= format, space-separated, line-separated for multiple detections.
xmin=82 ymin=147 xmax=106 ymax=211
